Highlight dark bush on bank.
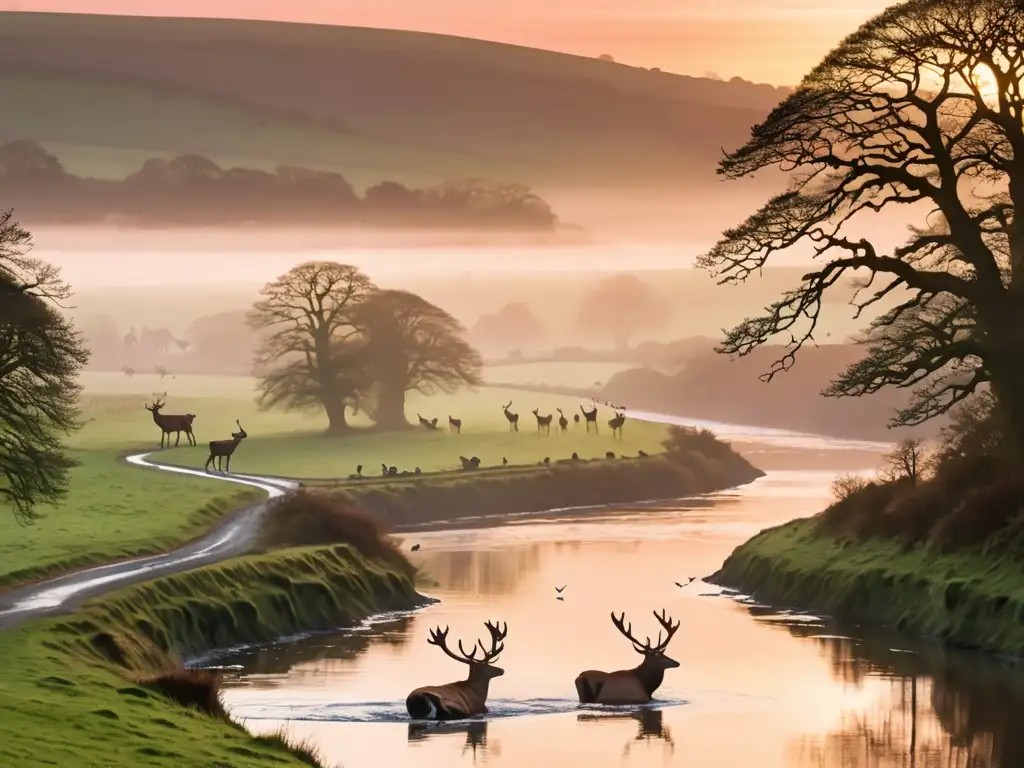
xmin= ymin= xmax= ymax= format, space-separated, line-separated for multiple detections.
xmin=259 ymin=490 xmax=405 ymax=567
xmin=817 ymin=393 xmax=1024 ymax=556
xmin=140 ymin=667 xmax=228 ymax=719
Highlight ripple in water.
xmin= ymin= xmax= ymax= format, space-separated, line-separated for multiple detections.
xmin=229 ymin=696 xmax=691 ymax=724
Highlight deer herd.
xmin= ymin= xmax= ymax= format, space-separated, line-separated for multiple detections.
xmin=143 ymin=393 xmax=248 ymax=474
xmin=411 ymin=399 xmax=626 ymax=439
xmin=406 ymin=608 xmax=680 ymax=721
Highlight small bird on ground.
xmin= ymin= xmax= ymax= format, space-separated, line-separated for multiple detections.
xmin=675 ymin=577 xmax=698 ymax=588
xmin=555 ymin=585 xmax=567 ymax=594
xmin=356 ymin=464 xmax=363 ymax=476
xmin=502 ymin=456 xmax=508 ymax=465
xmin=410 ymin=544 xmax=421 ymax=552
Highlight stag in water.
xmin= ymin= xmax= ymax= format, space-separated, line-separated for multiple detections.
xmin=580 ymin=404 xmax=599 ymax=433
xmin=406 ymin=620 xmax=509 ymax=720
xmin=449 ymin=415 xmax=462 ymax=434
xmin=204 ymin=421 xmax=248 ymax=473
xmin=532 ymin=408 xmax=553 ymax=435
xmin=144 ymin=396 xmax=197 ymax=448
xmin=574 ymin=609 xmax=681 ymax=705
xmin=608 ymin=410 xmax=626 ymax=439
xmin=502 ymin=401 xmax=519 ymax=432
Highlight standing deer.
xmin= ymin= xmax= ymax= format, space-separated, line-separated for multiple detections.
xmin=502 ymin=401 xmax=519 ymax=432
xmin=556 ymin=408 xmax=569 ymax=433
xmin=406 ymin=620 xmax=509 ymax=721
xmin=144 ymin=397 xmax=197 ymax=448
xmin=418 ymin=414 xmax=439 ymax=430
xmin=580 ymin=405 xmax=599 ymax=433
xmin=204 ymin=420 xmax=248 ymax=473
xmin=448 ymin=415 xmax=462 ymax=434
xmin=608 ymin=410 xmax=626 ymax=439
xmin=532 ymin=409 xmax=553 ymax=435
xmin=574 ymin=610 xmax=681 ymax=705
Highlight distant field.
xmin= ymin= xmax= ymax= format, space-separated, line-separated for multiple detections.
xmin=75 ymin=372 xmax=667 ymax=479
xmin=484 ymin=361 xmax=632 ymax=389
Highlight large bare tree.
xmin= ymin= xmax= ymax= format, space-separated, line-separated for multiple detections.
xmin=247 ymin=261 xmax=375 ymax=433
xmin=698 ymin=0 xmax=1024 ymax=455
xmin=0 ymin=211 xmax=89 ymax=523
xmin=355 ymin=289 xmax=482 ymax=429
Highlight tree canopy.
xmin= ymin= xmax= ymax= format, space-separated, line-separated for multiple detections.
xmin=698 ymin=0 xmax=1024 ymax=453
xmin=576 ymin=274 xmax=671 ymax=351
xmin=247 ymin=261 xmax=375 ymax=433
xmin=0 ymin=210 xmax=89 ymax=522
xmin=355 ymin=290 xmax=482 ymax=429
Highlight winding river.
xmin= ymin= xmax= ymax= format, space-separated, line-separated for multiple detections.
xmin=5 ymin=412 xmax=1024 ymax=766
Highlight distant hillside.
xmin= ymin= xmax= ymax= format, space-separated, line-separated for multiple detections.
xmin=601 ymin=344 xmax=942 ymax=442
xmin=0 ymin=12 xmax=789 ymax=233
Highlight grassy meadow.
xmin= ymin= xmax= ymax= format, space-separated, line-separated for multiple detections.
xmin=0 ymin=368 xmax=667 ymax=589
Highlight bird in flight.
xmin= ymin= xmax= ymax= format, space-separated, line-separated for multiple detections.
xmin=556 ymin=596 xmax=564 ymax=602
xmin=675 ymin=577 xmax=697 ymax=588
xmin=555 ymin=585 xmax=567 ymax=594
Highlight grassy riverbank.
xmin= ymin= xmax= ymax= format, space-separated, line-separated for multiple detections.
xmin=0 ymin=544 xmax=425 ymax=768
xmin=713 ymin=518 xmax=1024 ymax=656
xmin=321 ymin=445 xmax=765 ymax=528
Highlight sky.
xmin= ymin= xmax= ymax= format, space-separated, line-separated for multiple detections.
xmin=2 ymin=1 xmax=894 ymax=85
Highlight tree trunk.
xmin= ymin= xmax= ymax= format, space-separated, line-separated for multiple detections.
xmin=374 ymin=384 xmax=410 ymax=430
xmin=323 ymin=396 xmax=350 ymax=434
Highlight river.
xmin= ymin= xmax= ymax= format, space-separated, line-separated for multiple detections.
xmin=210 ymin=462 xmax=1024 ymax=768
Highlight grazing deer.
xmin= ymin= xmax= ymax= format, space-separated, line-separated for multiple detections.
xmin=580 ymin=405 xmax=599 ymax=433
xmin=449 ymin=415 xmax=462 ymax=434
xmin=406 ymin=620 xmax=509 ymax=721
xmin=144 ymin=397 xmax=197 ymax=448
xmin=204 ymin=421 xmax=247 ymax=473
xmin=418 ymin=414 xmax=439 ymax=430
xmin=608 ymin=410 xmax=626 ymax=439
xmin=532 ymin=409 xmax=553 ymax=434
xmin=556 ymin=408 xmax=569 ymax=433
xmin=574 ymin=610 xmax=681 ymax=705
xmin=502 ymin=401 xmax=519 ymax=432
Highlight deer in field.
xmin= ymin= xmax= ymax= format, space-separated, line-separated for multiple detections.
xmin=532 ymin=409 xmax=553 ymax=435
xmin=580 ymin=404 xmax=599 ymax=433
xmin=406 ymin=620 xmax=509 ymax=721
xmin=574 ymin=609 xmax=681 ymax=705
xmin=418 ymin=414 xmax=439 ymax=430
xmin=144 ymin=396 xmax=197 ymax=448
xmin=204 ymin=421 xmax=248 ymax=473
xmin=449 ymin=415 xmax=462 ymax=434
xmin=502 ymin=401 xmax=519 ymax=432
xmin=608 ymin=410 xmax=626 ymax=439
xmin=556 ymin=408 xmax=569 ymax=433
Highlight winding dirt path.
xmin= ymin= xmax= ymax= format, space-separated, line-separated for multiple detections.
xmin=0 ymin=453 xmax=297 ymax=631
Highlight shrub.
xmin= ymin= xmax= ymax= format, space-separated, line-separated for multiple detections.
xmin=259 ymin=490 xmax=405 ymax=568
xmin=830 ymin=473 xmax=869 ymax=502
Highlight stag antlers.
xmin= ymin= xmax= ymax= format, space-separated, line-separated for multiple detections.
xmin=428 ymin=620 xmax=508 ymax=665
xmin=611 ymin=609 xmax=680 ymax=655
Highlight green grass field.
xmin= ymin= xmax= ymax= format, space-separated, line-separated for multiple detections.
xmin=0 ymin=370 xmax=667 ymax=589
xmin=0 ymin=544 xmax=418 ymax=768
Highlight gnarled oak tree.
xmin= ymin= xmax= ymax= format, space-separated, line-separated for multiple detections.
xmin=247 ymin=261 xmax=375 ymax=433
xmin=355 ymin=289 xmax=482 ymax=429
xmin=0 ymin=211 xmax=89 ymax=523
xmin=698 ymin=0 xmax=1024 ymax=454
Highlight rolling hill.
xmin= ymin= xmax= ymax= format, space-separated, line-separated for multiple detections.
xmin=0 ymin=11 xmax=790 ymax=226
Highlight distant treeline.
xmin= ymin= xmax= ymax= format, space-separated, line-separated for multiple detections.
xmin=0 ymin=141 xmax=559 ymax=230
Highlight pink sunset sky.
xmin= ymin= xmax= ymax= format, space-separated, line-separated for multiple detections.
xmin=1 ymin=0 xmax=893 ymax=85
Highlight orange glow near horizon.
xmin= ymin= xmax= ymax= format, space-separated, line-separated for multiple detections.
xmin=0 ymin=1 xmax=893 ymax=85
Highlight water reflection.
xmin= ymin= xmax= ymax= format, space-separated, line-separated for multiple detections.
xmin=409 ymin=720 xmax=497 ymax=761
xmin=578 ymin=707 xmax=674 ymax=758
xmin=419 ymin=547 xmax=544 ymax=596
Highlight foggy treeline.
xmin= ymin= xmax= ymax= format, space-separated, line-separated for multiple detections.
xmin=0 ymin=141 xmax=558 ymax=230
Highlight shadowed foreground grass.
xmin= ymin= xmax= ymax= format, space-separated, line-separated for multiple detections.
xmin=0 ymin=544 xmax=424 ymax=768
xmin=713 ymin=518 xmax=1024 ymax=656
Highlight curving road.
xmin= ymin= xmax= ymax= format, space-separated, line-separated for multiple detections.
xmin=0 ymin=453 xmax=298 ymax=631
xmin=0 ymin=412 xmax=886 ymax=632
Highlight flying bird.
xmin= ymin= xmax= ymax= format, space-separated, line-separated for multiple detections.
xmin=675 ymin=577 xmax=698 ymax=588
xmin=556 ymin=596 xmax=564 ymax=602
xmin=555 ymin=585 xmax=567 ymax=594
